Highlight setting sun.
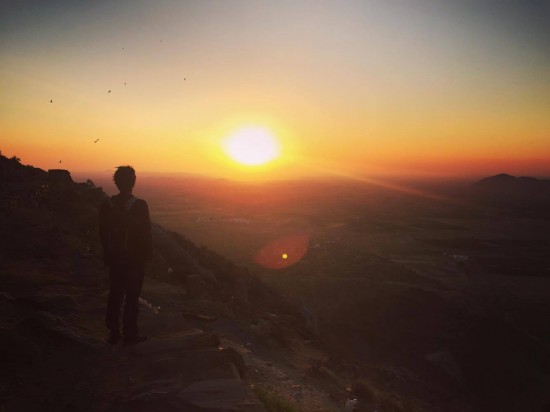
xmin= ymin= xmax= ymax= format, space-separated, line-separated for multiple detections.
xmin=222 ymin=126 xmax=281 ymax=166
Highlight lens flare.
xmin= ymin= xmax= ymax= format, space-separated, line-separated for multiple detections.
xmin=254 ymin=234 xmax=309 ymax=269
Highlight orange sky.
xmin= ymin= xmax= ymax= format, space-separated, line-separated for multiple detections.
xmin=1 ymin=1 xmax=549 ymax=179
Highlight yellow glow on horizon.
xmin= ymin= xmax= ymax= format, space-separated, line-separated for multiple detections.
xmin=2 ymin=1 xmax=550 ymax=179
xmin=222 ymin=126 xmax=281 ymax=166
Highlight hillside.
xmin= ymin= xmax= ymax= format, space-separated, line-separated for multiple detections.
xmin=469 ymin=174 xmax=550 ymax=216
xmin=0 ymin=154 xmax=348 ymax=412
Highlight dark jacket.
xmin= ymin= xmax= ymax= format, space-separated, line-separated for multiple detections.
xmin=99 ymin=194 xmax=152 ymax=267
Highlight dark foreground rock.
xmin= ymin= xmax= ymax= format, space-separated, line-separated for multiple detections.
xmin=108 ymin=331 xmax=265 ymax=412
xmin=133 ymin=329 xmax=220 ymax=356
xmin=119 ymin=378 xmax=266 ymax=412
xmin=178 ymin=378 xmax=266 ymax=411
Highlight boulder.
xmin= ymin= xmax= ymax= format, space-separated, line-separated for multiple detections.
xmin=220 ymin=347 xmax=246 ymax=378
xmin=0 ymin=327 xmax=42 ymax=364
xmin=426 ymin=350 xmax=462 ymax=380
xmin=142 ymin=348 xmax=245 ymax=383
xmin=117 ymin=380 xmax=182 ymax=412
xmin=195 ymin=361 xmax=241 ymax=381
xmin=17 ymin=312 xmax=102 ymax=353
xmin=178 ymin=378 xmax=267 ymax=411
xmin=126 ymin=379 xmax=182 ymax=402
xmin=17 ymin=293 xmax=77 ymax=312
xmin=133 ymin=329 xmax=220 ymax=356
xmin=119 ymin=378 xmax=265 ymax=412
xmin=233 ymin=278 xmax=248 ymax=305
xmin=48 ymin=169 xmax=73 ymax=187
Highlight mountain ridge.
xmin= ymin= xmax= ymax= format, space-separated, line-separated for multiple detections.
xmin=472 ymin=173 xmax=550 ymax=191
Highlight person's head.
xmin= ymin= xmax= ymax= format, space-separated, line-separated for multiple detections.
xmin=113 ymin=166 xmax=136 ymax=194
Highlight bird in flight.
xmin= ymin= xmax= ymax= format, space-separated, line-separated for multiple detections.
xmin=59 ymin=160 xmax=62 ymax=163
xmin=108 ymin=90 xmax=111 ymax=93
xmin=49 ymin=99 xmax=53 ymax=103
xmin=94 ymin=139 xmax=100 ymax=143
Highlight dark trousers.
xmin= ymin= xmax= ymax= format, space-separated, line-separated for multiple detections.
xmin=105 ymin=262 xmax=145 ymax=337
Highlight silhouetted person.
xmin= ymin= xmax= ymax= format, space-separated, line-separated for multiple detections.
xmin=99 ymin=166 xmax=152 ymax=345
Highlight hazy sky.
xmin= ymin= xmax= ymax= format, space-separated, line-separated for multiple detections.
xmin=1 ymin=0 xmax=549 ymax=179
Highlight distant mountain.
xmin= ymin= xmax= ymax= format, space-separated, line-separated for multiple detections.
xmin=469 ymin=174 xmax=550 ymax=216
xmin=472 ymin=173 xmax=550 ymax=195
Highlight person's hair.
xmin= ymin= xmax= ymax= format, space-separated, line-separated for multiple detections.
xmin=113 ymin=166 xmax=136 ymax=192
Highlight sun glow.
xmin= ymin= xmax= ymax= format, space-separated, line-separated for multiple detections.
xmin=222 ymin=126 xmax=281 ymax=166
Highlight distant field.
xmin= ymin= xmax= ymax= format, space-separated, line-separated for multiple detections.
xmin=81 ymin=173 xmax=550 ymax=410
xmin=82 ymin=173 xmax=550 ymax=280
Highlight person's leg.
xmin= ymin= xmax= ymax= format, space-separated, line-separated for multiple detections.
xmin=105 ymin=266 xmax=124 ymax=343
xmin=122 ymin=264 xmax=145 ymax=342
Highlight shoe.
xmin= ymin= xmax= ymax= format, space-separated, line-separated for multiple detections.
xmin=123 ymin=335 xmax=148 ymax=345
xmin=108 ymin=330 xmax=122 ymax=345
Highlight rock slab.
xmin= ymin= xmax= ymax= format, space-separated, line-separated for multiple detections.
xmin=178 ymin=378 xmax=267 ymax=411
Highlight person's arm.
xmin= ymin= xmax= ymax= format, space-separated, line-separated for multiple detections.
xmin=98 ymin=200 xmax=111 ymax=266
xmin=143 ymin=200 xmax=153 ymax=260
xmin=136 ymin=199 xmax=153 ymax=263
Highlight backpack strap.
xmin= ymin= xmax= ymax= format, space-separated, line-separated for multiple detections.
xmin=124 ymin=196 xmax=137 ymax=211
xmin=107 ymin=196 xmax=137 ymax=210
